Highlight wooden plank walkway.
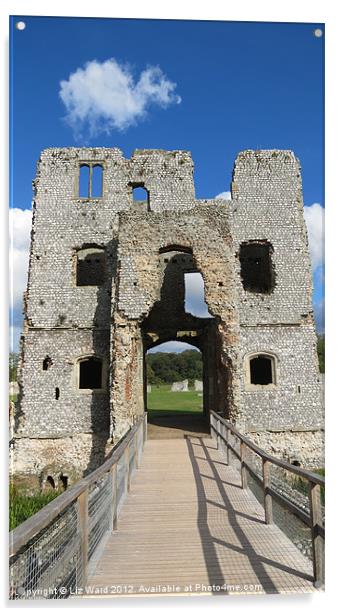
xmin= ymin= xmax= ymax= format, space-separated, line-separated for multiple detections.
xmin=86 ymin=436 xmax=315 ymax=597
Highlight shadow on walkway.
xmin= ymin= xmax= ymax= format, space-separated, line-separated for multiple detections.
xmin=147 ymin=411 xmax=210 ymax=439
xmin=185 ymin=436 xmax=313 ymax=594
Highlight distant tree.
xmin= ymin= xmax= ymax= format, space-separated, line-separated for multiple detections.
xmin=317 ymin=334 xmax=325 ymax=373
xmin=9 ymin=352 xmax=19 ymax=382
xmin=146 ymin=362 xmax=155 ymax=383
xmin=146 ymin=349 xmax=202 ymax=384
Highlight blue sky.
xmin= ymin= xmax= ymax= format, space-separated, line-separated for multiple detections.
xmin=9 ymin=16 xmax=324 ymax=351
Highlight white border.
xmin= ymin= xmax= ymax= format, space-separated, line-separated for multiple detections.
xmin=2 ymin=2 xmax=338 ymax=614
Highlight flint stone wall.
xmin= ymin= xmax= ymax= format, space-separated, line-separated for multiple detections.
xmin=12 ymin=147 xmax=324 ymax=484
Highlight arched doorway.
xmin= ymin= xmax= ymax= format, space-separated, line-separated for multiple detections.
xmin=141 ymin=247 xmax=223 ymax=437
xmin=111 ymin=228 xmax=240 ymax=443
xmin=145 ymin=340 xmax=209 ymax=439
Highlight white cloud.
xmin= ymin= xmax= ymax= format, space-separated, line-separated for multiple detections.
xmin=184 ymin=272 xmax=213 ymax=318
xmin=215 ymin=191 xmax=231 ymax=200
xmin=9 ymin=208 xmax=32 ymax=312
xmin=304 ymin=203 xmax=324 ymax=271
xmin=59 ymin=58 xmax=181 ymax=138
xmin=147 ymin=341 xmax=197 ymax=354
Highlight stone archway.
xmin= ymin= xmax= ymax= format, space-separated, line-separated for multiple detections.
xmin=110 ymin=207 xmax=240 ymax=442
xmin=145 ymin=340 xmax=208 ymax=439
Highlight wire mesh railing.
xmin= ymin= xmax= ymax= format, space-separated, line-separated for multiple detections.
xmin=210 ymin=410 xmax=325 ymax=588
xmin=88 ymin=472 xmax=113 ymax=564
xmin=9 ymin=414 xmax=147 ymax=600
xmin=9 ymin=500 xmax=80 ymax=600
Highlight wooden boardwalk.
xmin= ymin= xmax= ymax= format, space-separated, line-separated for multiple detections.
xmin=86 ymin=436 xmax=315 ymax=596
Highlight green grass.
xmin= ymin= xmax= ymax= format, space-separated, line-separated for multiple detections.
xmin=9 ymin=485 xmax=62 ymax=531
xmin=147 ymin=384 xmax=203 ymax=418
xmin=290 ymin=468 xmax=325 ymax=504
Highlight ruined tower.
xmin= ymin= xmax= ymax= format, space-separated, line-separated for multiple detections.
xmin=11 ymin=148 xmax=324 ymax=489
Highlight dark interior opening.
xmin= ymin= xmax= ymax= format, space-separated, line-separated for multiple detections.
xmin=239 ymin=241 xmax=274 ymax=293
xmin=76 ymin=250 xmax=106 ymax=286
xmin=43 ymin=356 xmax=53 ymax=371
xmin=250 ymin=355 xmax=273 ymax=385
xmin=159 ymin=245 xmax=192 ymax=255
xmin=55 ymin=387 xmax=60 ymax=400
xmin=46 ymin=476 xmax=55 ymax=490
xmin=60 ymin=474 xmax=68 ymax=490
xmin=79 ymin=357 xmax=103 ymax=389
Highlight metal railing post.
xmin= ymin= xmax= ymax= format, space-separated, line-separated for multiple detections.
xmin=78 ymin=488 xmax=89 ymax=584
xmin=240 ymin=441 xmax=247 ymax=489
xmin=309 ymin=481 xmax=324 ymax=587
xmin=262 ymin=459 xmax=273 ymax=524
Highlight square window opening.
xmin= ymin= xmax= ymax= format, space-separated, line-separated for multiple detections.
xmin=239 ymin=242 xmax=275 ymax=293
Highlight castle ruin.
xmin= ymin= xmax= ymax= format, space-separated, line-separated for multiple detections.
xmin=11 ymin=147 xmax=324 ymax=489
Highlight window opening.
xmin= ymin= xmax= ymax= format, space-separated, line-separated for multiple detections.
xmin=78 ymin=163 xmax=103 ymax=198
xmin=239 ymin=241 xmax=274 ymax=293
xmin=76 ymin=248 xmax=106 ymax=286
xmin=249 ymin=355 xmax=273 ymax=385
xmin=91 ymin=164 xmax=103 ymax=198
xmin=79 ymin=164 xmax=90 ymax=198
xmin=79 ymin=357 xmax=103 ymax=389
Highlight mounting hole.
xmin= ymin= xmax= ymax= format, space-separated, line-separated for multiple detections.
xmin=314 ymin=28 xmax=323 ymax=38
xmin=16 ymin=21 xmax=26 ymax=30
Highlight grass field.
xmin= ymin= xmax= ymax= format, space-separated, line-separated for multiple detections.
xmin=9 ymin=485 xmax=62 ymax=530
xmin=147 ymin=384 xmax=203 ymax=418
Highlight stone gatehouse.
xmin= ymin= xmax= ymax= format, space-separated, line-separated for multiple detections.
xmin=11 ymin=147 xmax=324 ymax=489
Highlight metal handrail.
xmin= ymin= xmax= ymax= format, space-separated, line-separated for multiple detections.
xmin=9 ymin=413 xmax=147 ymax=598
xmin=209 ymin=410 xmax=325 ymax=588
